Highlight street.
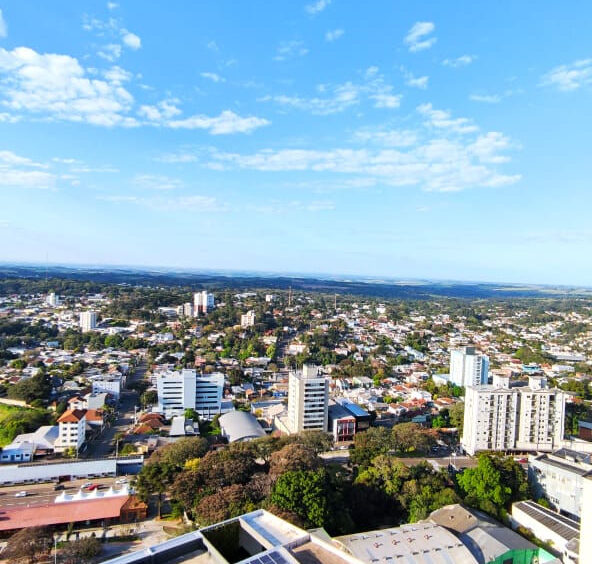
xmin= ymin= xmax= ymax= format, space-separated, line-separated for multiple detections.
xmin=83 ymin=360 xmax=147 ymax=458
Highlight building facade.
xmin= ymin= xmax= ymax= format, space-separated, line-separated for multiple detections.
xmin=46 ymin=292 xmax=60 ymax=307
xmin=241 ymin=310 xmax=256 ymax=328
xmin=193 ymin=291 xmax=215 ymax=315
xmin=449 ymin=346 xmax=489 ymax=387
xmin=462 ymin=375 xmax=568 ymax=455
xmin=287 ymin=365 xmax=329 ymax=433
xmin=80 ymin=310 xmax=97 ymax=332
xmin=54 ymin=409 xmax=86 ymax=453
xmin=156 ymin=369 xmax=224 ymax=419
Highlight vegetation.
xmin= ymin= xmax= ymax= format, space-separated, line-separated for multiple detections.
xmin=0 ymin=403 xmax=54 ymax=447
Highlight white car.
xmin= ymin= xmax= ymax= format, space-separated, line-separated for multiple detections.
xmin=115 ymin=478 xmax=128 ymax=484
xmin=81 ymin=482 xmax=92 ymax=488
xmin=15 ymin=491 xmax=27 ymax=497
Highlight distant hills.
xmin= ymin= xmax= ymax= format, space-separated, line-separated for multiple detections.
xmin=0 ymin=263 xmax=590 ymax=300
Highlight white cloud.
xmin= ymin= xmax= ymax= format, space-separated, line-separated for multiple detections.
xmin=200 ymin=71 xmax=225 ymax=83
xmin=167 ymin=110 xmax=270 ymax=134
xmin=262 ymin=68 xmax=401 ymax=114
xmin=325 ymin=29 xmax=344 ymax=42
xmin=0 ymin=46 xmax=135 ymax=126
xmin=103 ymin=65 xmax=132 ymax=84
xmin=0 ymin=9 xmax=7 ymax=38
xmin=404 ymin=21 xmax=436 ymax=52
xmin=121 ymin=30 xmax=141 ymax=50
xmin=541 ymin=59 xmax=592 ymax=91
xmin=354 ymin=128 xmax=418 ymax=147
xmin=274 ymin=41 xmax=308 ymax=62
xmin=0 ymin=150 xmax=55 ymax=189
xmin=469 ymin=93 xmax=502 ymax=104
xmin=99 ymin=194 xmax=227 ymax=212
xmin=206 ymin=41 xmax=219 ymax=52
xmin=401 ymin=67 xmax=429 ymax=89
xmin=156 ymin=152 xmax=198 ymax=164
xmin=97 ymin=44 xmax=122 ymax=62
xmin=417 ymin=103 xmax=478 ymax=134
xmin=305 ymin=0 xmax=331 ymax=15
xmin=442 ymin=55 xmax=475 ymax=68
xmin=138 ymin=99 xmax=181 ymax=121
xmin=107 ymin=2 xmax=119 ymax=10
xmin=132 ymin=174 xmax=183 ymax=190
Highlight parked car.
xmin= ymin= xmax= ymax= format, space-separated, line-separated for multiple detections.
xmin=54 ymin=484 xmax=65 ymax=491
xmin=87 ymin=484 xmax=99 ymax=491
xmin=15 ymin=491 xmax=27 ymax=497
xmin=81 ymin=482 xmax=92 ymax=488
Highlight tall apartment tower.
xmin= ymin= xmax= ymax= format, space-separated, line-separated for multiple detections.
xmin=193 ymin=291 xmax=215 ymax=315
xmin=449 ymin=346 xmax=489 ymax=387
xmin=46 ymin=292 xmax=60 ymax=307
xmin=462 ymin=375 xmax=568 ymax=455
xmin=287 ymin=365 xmax=329 ymax=433
xmin=241 ymin=310 xmax=256 ymax=328
xmin=79 ymin=310 xmax=97 ymax=332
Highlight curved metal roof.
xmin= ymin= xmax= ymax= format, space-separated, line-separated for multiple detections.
xmin=219 ymin=411 xmax=266 ymax=442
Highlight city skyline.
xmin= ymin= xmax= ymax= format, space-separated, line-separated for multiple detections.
xmin=1 ymin=2 xmax=591 ymax=285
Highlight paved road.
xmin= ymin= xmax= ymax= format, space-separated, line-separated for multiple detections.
xmin=84 ymin=360 xmax=147 ymax=458
xmin=0 ymin=476 xmax=129 ymax=508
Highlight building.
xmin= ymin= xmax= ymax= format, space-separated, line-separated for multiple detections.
xmin=462 ymin=375 xmax=568 ymax=455
xmin=287 ymin=365 xmax=329 ymax=433
xmin=328 ymin=402 xmax=356 ymax=442
xmin=219 ymin=411 xmax=266 ymax=442
xmin=46 ymin=292 xmax=60 ymax=307
xmin=193 ymin=291 xmax=214 ymax=314
xmin=449 ymin=346 xmax=489 ymax=387
xmin=177 ymin=302 xmax=194 ymax=317
xmin=241 ymin=310 xmax=256 ymax=328
xmin=156 ymin=369 xmax=225 ymax=419
xmin=79 ymin=310 xmax=97 ymax=332
xmin=529 ymin=449 xmax=592 ymax=520
xmin=91 ymin=374 xmax=123 ymax=400
xmin=54 ymin=409 xmax=86 ymax=453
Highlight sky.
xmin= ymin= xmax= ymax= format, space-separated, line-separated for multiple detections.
xmin=0 ymin=1 xmax=591 ymax=286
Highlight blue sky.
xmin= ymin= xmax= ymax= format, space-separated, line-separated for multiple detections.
xmin=0 ymin=1 xmax=591 ymax=285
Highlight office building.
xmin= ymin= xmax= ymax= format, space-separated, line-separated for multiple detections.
xmin=241 ymin=310 xmax=256 ymax=328
xmin=46 ymin=292 xmax=60 ymax=307
xmin=449 ymin=346 xmax=489 ymax=387
xmin=79 ymin=310 xmax=97 ymax=332
xmin=287 ymin=365 xmax=329 ymax=433
xmin=156 ymin=369 xmax=225 ymax=419
xmin=462 ymin=375 xmax=568 ymax=455
xmin=193 ymin=291 xmax=214 ymax=315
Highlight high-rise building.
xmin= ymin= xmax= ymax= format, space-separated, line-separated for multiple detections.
xmin=156 ymin=369 xmax=224 ymax=419
xmin=241 ymin=310 xmax=256 ymax=328
xmin=287 ymin=365 xmax=329 ymax=433
xmin=449 ymin=346 xmax=489 ymax=387
xmin=79 ymin=311 xmax=97 ymax=332
xmin=462 ymin=375 xmax=568 ymax=455
xmin=46 ymin=292 xmax=60 ymax=307
xmin=193 ymin=291 xmax=215 ymax=315
xmin=177 ymin=302 xmax=194 ymax=317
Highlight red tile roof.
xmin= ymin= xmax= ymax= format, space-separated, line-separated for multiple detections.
xmin=57 ymin=409 xmax=86 ymax=423
xmin=0 ymin=496 xmax=129 ymax=531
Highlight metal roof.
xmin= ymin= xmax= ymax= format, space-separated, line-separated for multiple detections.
xmin=219 ymin=411 xmax=266 ymax=442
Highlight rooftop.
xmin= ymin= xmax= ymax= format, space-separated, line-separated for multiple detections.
xmin=513 ymin=500 xmax=580 ymax=542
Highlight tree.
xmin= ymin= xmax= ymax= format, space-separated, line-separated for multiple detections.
xmin=269 ymin=444 xmax=320 ymax=478
xmin=269 ymin=469 xmax=329 ymax=528
xmin=60 ymin=536 xmax=102 ymax=564
xmin=291 ymin=430 xmax=333 ymax=454
xmin=349 ymin=427 xmax=393 ymax=468
xmin=4 ymin=526 xmax=52 ymax=563
xmin=150 ymin=437 xmax=209 ymax=468
xmin=194 ymin=484 xmax=253 ymax=525
xmin=448 ymin=402 xmax=465 ymax=433
xmin=140 ymin=390 xmax=158 ymax=407
xmin=135 ymin=462 xmax=174 ymax=517
xmin=391 ymin=423 xmax=436 ymax=455
xmin=197 ymin=448 xmax=257 ymax=488
xmin=355 ymin=455 xmax=410 ymax=497
xmin=169 ymin=470 xmax=203 ymax=514
xmin=8 ymin=371 xmax=52 ymax=403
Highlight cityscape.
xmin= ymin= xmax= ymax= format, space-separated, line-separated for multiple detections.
xmin=1 ymin=1 xmax=591 ymax=564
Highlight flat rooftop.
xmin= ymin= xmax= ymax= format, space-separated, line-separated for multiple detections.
xmin=513 ymin=501 xmax=580 ymax=541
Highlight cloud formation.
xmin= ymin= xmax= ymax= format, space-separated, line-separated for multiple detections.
xmin=541 ymin=59 xmax=592 ymax=91
xmin=325 ymin=29 xmax=344 ymax=42
xmin=404 ymin=22 xmax=436 ymax=52
xmin=305 ymin=0 xmax=331 ymax=15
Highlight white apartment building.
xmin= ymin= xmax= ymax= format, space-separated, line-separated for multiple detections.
xmin=54 ymin=409 xmax=86 ymax=453
xmin=449 ymin=346 xmax=489 ymax=387
xmin=287 ymin=365 xmax=329 ymax=433
xmin=177 ymin=302 xmax=194 ymax=318
xmin=193 ymin=291 xmax=215 ymax=315
xmin=462 ymin=375 xmax=567 ymax=455
xmin=80 ymin=310 xmax=97 ymax=332
xmin=91 ymin=375 xmax=123 ymax=400
xmin=46 ymin=292 xmax=60 ymax=307
xmin=529 ymin=449 xmax=592 ymax=520
xmin=156 ymin=369 xmax=224 ymax=419
xmin=241 ymin=310 xmax=256 ymax=328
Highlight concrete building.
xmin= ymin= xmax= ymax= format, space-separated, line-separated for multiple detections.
xmin=193 ymin=291 xmax=214 ymax=315
xmin=328 ymin=402 xmax=356 ymax=443
xmin=462 ymin=375 xmax=568 ymax=455
xmin=529 ymin=449 xmax=592 ymax=520
xmin=156 ymin=369 xmax=225 ymax=419
xmin=241 ymin=310 xmax=256 ymax=328
xmin=91 ymin=375 xmax=123 ymax=400
xmin=79 ymin=310 xmax=97 ymax=332
xmin=177 ymin=302 xmax=194 ymax=317
xmin=449 ymin=346 xmax=489 ymax=387
xmin=54 ymin=409 xmax=86 ymax=453
xmin=46 ymin=292 xmax=60 ymax=307
xmin=287 ymin=365 xmax=329 ymax=433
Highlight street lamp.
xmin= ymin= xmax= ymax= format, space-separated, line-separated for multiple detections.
xmin=53 ymin=532 xmax=59 ymax=564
